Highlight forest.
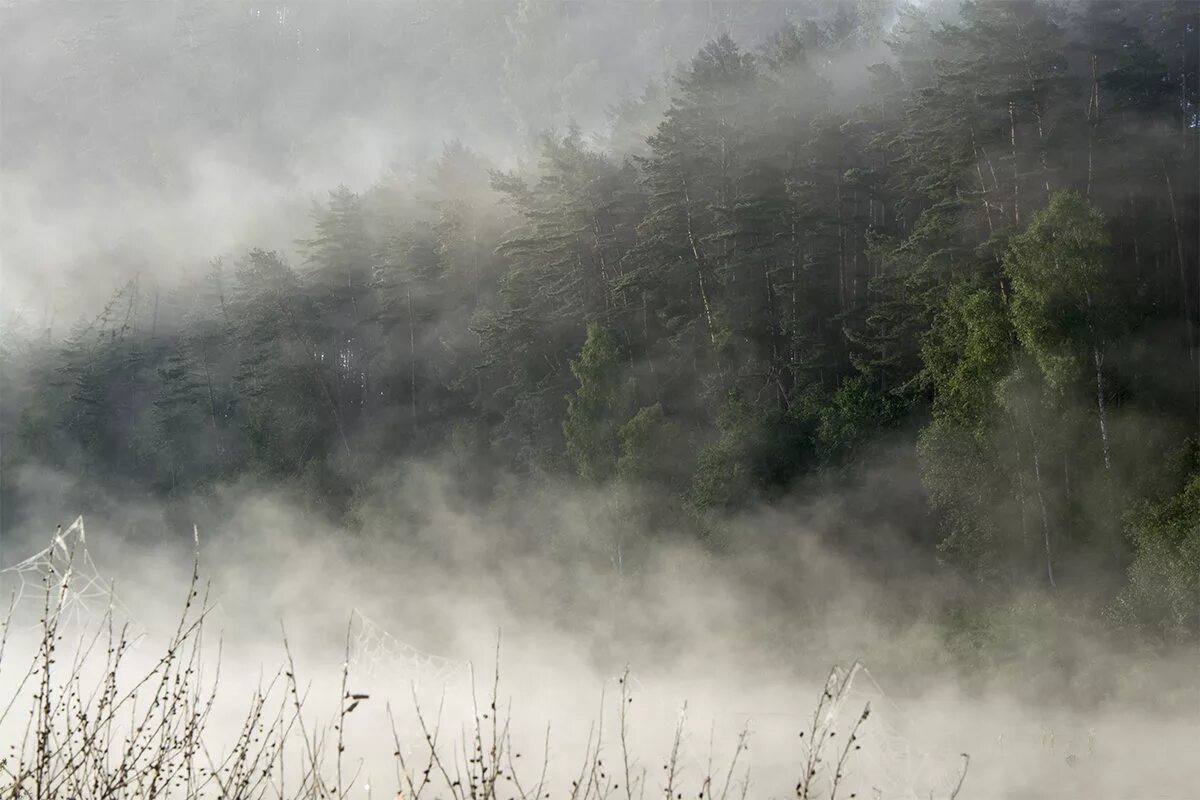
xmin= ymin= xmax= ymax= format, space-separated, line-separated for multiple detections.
xmin=1 ymin=0 xmax=1197 ymax=656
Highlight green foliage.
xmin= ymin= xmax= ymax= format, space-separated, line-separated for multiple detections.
xmin=563 ymin=323 xmax=633 ymax=482
xmin=3 ymin=1 xmax=1196 ymax=643
xmin=617 ymin=404 xmax=682 ymax=486
xmin=687 ymin=395 xmax=764 ymax=516
xmin=1109 ymin=463 xmax=1200 ymax=641
xmin=942 ymin=595 xmax=1120 ymax=703
xmin=921 ymin=279 xmax=1015 ymax=430
xmin=1004 ymin=192 xmax=1115 ymax=390
xmin=815 ymin=377 xmax=903 ymax=463
xmin=917 ymin=278 xmax=1014 ymax=576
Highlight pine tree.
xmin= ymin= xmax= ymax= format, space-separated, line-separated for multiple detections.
xmin=629 ymin=35 xmax=761 ymax=414
xmin=300 ymin=186 xmax=375 ymax=429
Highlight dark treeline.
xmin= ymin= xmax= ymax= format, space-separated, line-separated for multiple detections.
xmin=2 ymin=1 xmax=1197 ymax=645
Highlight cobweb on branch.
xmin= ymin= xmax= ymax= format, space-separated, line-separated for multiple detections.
xmin=831 ymin=663 xmax=965 ymax=800
xmin=689 ymin=663 xmax=964 ymax=800
xmin=348 ymin=608 xmax=472 ymax=688
xmin=0 ymin=516 xmax=135 ymax=632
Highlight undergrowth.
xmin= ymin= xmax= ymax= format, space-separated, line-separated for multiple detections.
xmin=0 ymin=530 xmax=968 ymax=799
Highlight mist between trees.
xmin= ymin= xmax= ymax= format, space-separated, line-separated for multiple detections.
xmin=0 ymin=0 xmax=1197 ymax=703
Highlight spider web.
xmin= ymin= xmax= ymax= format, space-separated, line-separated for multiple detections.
xmin=348 ymin=609 xmax=472 ymax=688
xmin=692 ymin=663 xmax=964 ymax=799
xmin=0 ymin=516 xmax=135 ymax=632
xmin=832 ymin=663 xmax=965 ymax=800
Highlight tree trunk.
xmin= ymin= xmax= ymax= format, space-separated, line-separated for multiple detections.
xmin=1162 ymin=163 xmax=1197 ymax=374
xmin=1086 ymin=54 xmax=1099 ymax=201
xmin=408 ymin=288 xmax=418 ymax=435
xmin=273 ymin=298 xmax=353 ymax=460
xmin=681 ymin=178 xmax=717 ymax=347
xmin=1032 ymin=449 xmax=1056 ymax=589
xmin=1021 ymin=402 xmax=1056 ymax=589
xmin=1093 ymin=345 xmax=1112 ymax=470
xmin=972 ymin=127 xmax=995 ymax=236
xmin=1009 ymin=101 xmax=1021 ymax=226
xmin=201 ymin=349 xmax=219 ymax=438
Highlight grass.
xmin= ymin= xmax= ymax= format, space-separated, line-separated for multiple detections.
xmin=0 ymin=532 xmax=968 ymax=799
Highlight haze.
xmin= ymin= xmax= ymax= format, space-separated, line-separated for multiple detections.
xmin=0 ymin=1 xmax=1197 ymax=799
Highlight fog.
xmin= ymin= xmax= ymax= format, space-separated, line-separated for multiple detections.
xmin=1 ymin=0 xmax=1198 ymax=798
xmin=1 ymin=464 xmax=1196 ymax=798
xmin=1 ymin=0 xmax=859 ymax=320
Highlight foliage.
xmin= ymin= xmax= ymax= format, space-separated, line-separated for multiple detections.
xmin=1109 ymin=462 xmax=1200 ymax=641
xmin=564 ymin=323 xmax=634 ymax=482
xmin=1004 ymin=192 xmax=1117 ymax=390
xmin=3 ymin=0 xmax=1197 ymax=642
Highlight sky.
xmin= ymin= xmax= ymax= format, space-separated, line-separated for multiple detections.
xmin=1 ymin=0 xmax=867 ymax=325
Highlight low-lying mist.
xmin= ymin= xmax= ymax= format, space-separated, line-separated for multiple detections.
xmin=2 ymin=0 xmax=1198 ymax=797
xmin=1 ymin=458 xmax=1196 ymax=798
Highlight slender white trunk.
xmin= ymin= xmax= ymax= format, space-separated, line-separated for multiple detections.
xmin=972 ymin=127 xmax=995 ymax=236
xmin=1032 ymin=449 xmax=1056 ymax=589
xmin=1021 ymin=401 xmax=1056 ymax=589
xmin=681 ymin=179 xmax=717 ymax=346
xmin=1086 ymin=54 xmax=1099 ymax=201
